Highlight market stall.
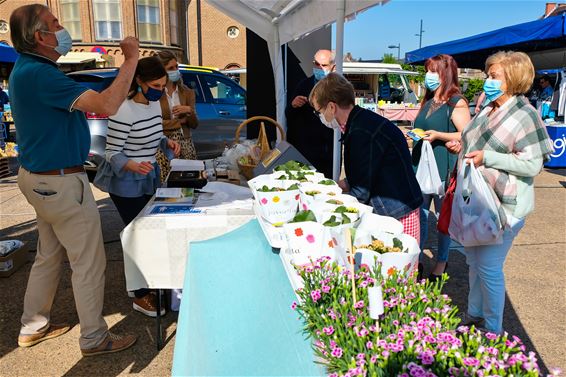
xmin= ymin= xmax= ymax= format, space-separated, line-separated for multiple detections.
xmin=120 ymin=154 xmax=543 ymax=375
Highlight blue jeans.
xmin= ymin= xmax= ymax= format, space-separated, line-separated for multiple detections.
xmin=420 ymin=192 xmax=451 ymax=263
xmin=465 ymin=219 xmax=525 ymax=334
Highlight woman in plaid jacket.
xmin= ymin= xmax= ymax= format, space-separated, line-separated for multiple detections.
xmin=448 ymin=51 xmax=553 ymax=334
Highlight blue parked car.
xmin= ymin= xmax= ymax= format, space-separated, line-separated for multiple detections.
xmin=66 ymin=65 xmax=247 ymax=177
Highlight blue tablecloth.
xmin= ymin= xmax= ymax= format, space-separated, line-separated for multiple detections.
xmin=172 ymin=219 xmax=322 ymax=376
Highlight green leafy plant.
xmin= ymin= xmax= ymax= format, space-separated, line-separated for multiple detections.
xmin=322 ymin=215 xmax=351 ymax=227
xmin=274 ymin=160 xmax=311 ymax=171
xmin=319 ymin=179 xmax=337 ymax=186
xmin=290 ymin=210 xmax=317 ymax=223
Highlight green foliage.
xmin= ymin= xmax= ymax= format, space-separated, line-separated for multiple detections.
xmin=462 ymin=78 xmax=485 ymax=102
xmin=402 ymin=64 xmax=425 ymax=84
xmin=382 ymin=53 xmax=397 ymax=64
xmin=290 ymin=210 xmax=317 ymax=223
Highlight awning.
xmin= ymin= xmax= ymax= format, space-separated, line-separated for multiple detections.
xmin=342 ymin=62 xmax=418 ymax=75
xmin=0 ymin=44 xmax=19 ymax=63
xmin=220 ymin=63 xmax=419 ymax=76
xmin=405 ymin=13 xmax=566 ymax=69
xmin=57 ymin=51 xmax=105 ymax=64
xmin=206 ymin=0 xmax=387 ymax=124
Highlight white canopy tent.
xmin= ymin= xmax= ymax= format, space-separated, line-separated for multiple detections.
xmin=206 ymin=0 xmax=388 ymax=179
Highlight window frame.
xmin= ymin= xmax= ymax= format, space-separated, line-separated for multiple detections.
xmin=59 ymin=0 xmax=82 ymax=41
xmin=169 ymin=0 xmax=180 ymax=46
xmin=136 ymin=0 xmax=162 ymax=44
xmin=91 ymin=0 xmax=123 ymax=42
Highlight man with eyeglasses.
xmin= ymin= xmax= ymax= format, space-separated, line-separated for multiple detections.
xmin=285 ymin=49 xmax=336 ymax=178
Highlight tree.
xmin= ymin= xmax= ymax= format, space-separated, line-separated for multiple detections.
xmin=382 ymin=53 xmax=397 ymax=64
xmin=401 ymin=63 xmax=425 ymax=84
xmin=462 ymin=78 xmax=484 ymax=102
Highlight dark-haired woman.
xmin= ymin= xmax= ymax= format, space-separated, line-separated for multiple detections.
xmin=155 ymin=50 xmax=199 ymax=183
xmin=94 ymin=56 xmax=180 ymax=316
xmin=411 ymin=54 xmax=470 ymax=280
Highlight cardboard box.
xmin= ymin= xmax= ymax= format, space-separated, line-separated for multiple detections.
xmin=0 ymin=242 xmax=29 ymax=277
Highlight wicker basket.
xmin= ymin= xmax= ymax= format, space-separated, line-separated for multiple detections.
xmin=235 ymin=116 xmax=285 ymax=180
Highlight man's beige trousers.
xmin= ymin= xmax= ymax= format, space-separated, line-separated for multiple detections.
xmin=17 ymin=168 xmax=108 ymax=349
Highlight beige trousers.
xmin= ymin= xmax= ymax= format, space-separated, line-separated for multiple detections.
xmin=17 ymin=168 xmax=108 ymax=349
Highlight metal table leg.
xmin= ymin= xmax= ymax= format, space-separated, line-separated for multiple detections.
xmin=156 ymin=289 xmax=162 ymax=350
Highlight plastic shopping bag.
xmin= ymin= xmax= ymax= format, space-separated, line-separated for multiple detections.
xmin=448 ymin=162 xmax=503 ymax=247
xmin=415 ymin=140 xmax=444 ymax=195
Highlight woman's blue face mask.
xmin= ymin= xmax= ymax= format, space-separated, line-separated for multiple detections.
xmin=483 ymin=79 xmax=504 ymax=102
xmin=424 ymin=72 xmax=440 ymax=91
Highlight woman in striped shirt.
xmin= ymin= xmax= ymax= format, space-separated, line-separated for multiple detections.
xmin=95 ymin=56 xmax=180 ymax=317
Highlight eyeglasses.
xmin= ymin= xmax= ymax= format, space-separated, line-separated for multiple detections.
xmin=313 ymin=60 xmax=334 ymax=69
xmin=313 ymin=103 xmax=329 ymax=116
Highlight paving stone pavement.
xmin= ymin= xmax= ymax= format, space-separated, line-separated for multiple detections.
xmin=0 ymin=160 xmax=564 ymax=375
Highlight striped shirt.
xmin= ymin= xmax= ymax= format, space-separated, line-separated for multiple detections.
xmin=105 ymin=99 xmax=164 ymax=163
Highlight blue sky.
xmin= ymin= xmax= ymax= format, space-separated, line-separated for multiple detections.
xmin=332 ymin=0 xmax=554 ymax=61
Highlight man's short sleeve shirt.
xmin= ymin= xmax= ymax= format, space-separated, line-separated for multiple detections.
xmin=9 ymin=53 xmax=90 ymax=172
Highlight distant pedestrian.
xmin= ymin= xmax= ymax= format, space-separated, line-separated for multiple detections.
xmin=0 ymin=84 xmax=9 ymax=111
xmin=10 ymin=3 xmax=138 ymax=356
xmin=539 ymin=74 xmax=554 ymax=100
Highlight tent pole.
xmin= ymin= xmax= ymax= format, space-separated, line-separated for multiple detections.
xmin=332 ymin=0 xmax=346 ymax=181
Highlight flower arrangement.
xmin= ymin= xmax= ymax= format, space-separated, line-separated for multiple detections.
xmin=293 ymin=257 xmax=545 ymax=376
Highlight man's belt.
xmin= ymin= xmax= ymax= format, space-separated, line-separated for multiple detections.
xmin=31 ymin=165 xmax=85 ymax=175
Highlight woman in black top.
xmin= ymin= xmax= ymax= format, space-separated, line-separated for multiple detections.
xmin=309 ymin=73 xmax=423 ymax=243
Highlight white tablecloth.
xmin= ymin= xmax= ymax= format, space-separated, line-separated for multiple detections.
xmin=121 ymin=182 xmax=255 ymax=291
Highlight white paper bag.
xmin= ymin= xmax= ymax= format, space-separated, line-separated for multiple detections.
xmin=415 ymin=140 xmax=444 ymax=195
xmin=357 ymin=212 xmax=404 ymax=235
xmin=255 ymin=187 xmax=300 ymax=225
xmin=354 ymin=231 xmax=420 ymax=278
xmin=448 ymin=162 xmax=503 ymax=247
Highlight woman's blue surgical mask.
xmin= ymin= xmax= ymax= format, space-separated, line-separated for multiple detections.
xmin=424 ymin=72 xmax=440 ymax=91
xmin=483 ymin=79 xmax=504 ymax=102
xmin=167 ymin=70 xmax=181 ymax=82
xmin=142 ymin=86 xmax=164 ymax=102
xmin=43 ymin=28 xmax=73 ymax=56
xmin=313 ymin=68 xmax=328 ymax=81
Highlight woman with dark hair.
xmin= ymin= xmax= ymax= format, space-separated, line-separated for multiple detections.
xmin=94 ymin=56 xmax=180 ymax=316
xmin=155 ymin=50 xmax=199 ymax=182
xmin=411 ymin=54 xmax=470 ymax=281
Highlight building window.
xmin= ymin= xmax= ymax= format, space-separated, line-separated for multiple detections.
xmin=137 ymin=0 xmax=161 ymax=43
xmin=92 ymin=0 xmax=122 ymax=41
xmin=59 ymin=0 xmax=82 ymax=41
xmin=169 ymin=0 xmax=179 ymax=46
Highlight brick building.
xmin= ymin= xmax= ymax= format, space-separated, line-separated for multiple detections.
xmin=0 ymin=0 xmax=190 ymax=67
xmin=186 ymin=0 xmax=246 ymax=70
